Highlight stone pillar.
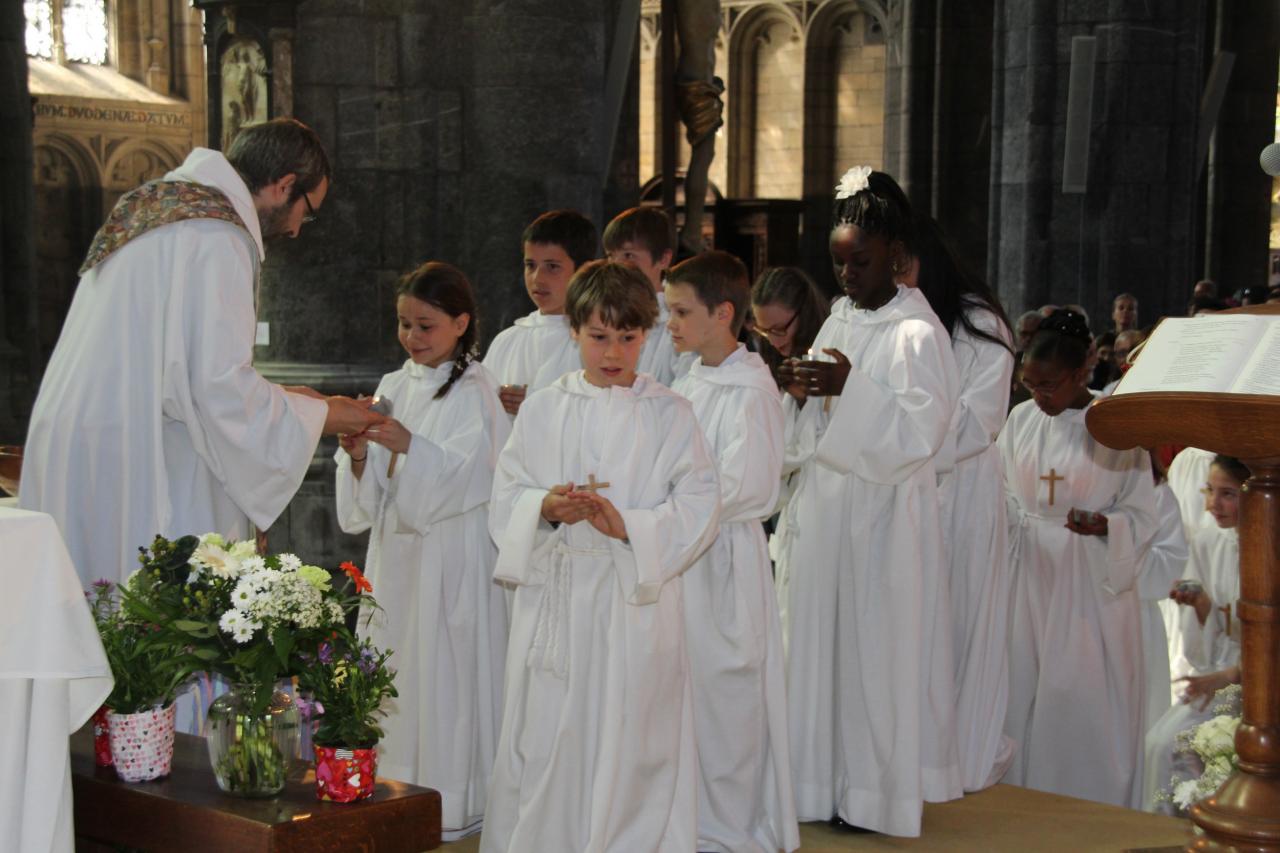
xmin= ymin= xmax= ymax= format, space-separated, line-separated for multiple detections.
xmin=880 ymin=0 xmax=992 ymax=279
xmin=0 ymin=1 xmax=37 ymax=443
xmin=1203 ymin=0 xmax=1279 ymax=295
xmin=988 ymin=1 xmax=1204 ymax=322
xmin=258 ymin=0 xmax=613 ymax=564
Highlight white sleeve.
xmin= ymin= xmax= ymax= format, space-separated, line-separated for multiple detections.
xmin=168 ymin=225 xmax=326 ymax=529
xmin=816 ymin=319 xmax=957 ymax=484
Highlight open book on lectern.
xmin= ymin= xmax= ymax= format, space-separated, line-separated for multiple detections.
xmin=1114 ymin=314 xmax=1280 ymax=396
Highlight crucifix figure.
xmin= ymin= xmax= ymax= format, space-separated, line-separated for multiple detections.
xmin=1040 ymin=468 xmax=1064 ymax=505
xmin=578 ymin=474 xmax=610 ymax=493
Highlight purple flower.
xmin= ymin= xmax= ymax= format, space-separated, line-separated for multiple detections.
xmin=296 ymin=696 xmax=325 ymax=719
xmin=93 ymin=579 xmax=114 ymax=591
xmin=317 ymin=642 xmax=334 ymax=664
xmin=358 ymin=649 xmax=377 ymax=675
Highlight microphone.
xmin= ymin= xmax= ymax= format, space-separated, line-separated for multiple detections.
xmin=1262 ymin=142 xmax=1280 ymax=177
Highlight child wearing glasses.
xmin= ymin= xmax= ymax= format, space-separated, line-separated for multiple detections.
xmin=1141 ymin=455 xmax=1246 ymax=812
xmin=999 ymin=308 xmax=1159 ymax=809
xmin=602 ymin=205 xmax=693 ymax=385
xmin=334 ymin=261 xmax=510 ymax=840
xmin=483 ymin=209 xmax=598 ymax=418
xmin=666 ymin=251 xmax=800 ymax=853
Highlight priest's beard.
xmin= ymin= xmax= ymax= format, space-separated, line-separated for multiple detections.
xmin=258 ymin=201 xmax=293 ymax=240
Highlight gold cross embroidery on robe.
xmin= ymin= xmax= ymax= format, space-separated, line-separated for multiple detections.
xmin=1040 ymin=468 xmax=1064 ymax=505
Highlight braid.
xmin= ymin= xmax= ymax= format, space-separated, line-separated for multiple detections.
xmin=434 ymin=321 xmax=478 ymax=400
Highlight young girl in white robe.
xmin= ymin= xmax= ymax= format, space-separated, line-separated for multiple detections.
xmin=775 ymin=168 xmax=961 ymax=837
xmin=909 ymin=215 xmax=1017 ymax=792
xmin=749 ymin=266 xmax=830 ymax=639
xmin=667 ymin=252 xmax=800 ymax=853
xmin=335 ymin=262 xmax=511 ymax=840
xmin=1142 ymin=455 xmax=1245 ymax=812
xmin=999 ymin=309 xmax=1158 ymax=808
xmin=481 ymin=261 xmax=721 ymax=853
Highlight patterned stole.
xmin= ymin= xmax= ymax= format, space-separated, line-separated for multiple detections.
xmin=79 ymin=180 xmax=251 ymax=275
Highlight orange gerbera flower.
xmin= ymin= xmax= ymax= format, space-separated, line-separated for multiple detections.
xmin=340 ymin=561 xmax=373 ymax=593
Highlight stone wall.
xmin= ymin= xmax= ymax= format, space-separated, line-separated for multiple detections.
xmin=256 ymin=0 xmax=619 ymax=565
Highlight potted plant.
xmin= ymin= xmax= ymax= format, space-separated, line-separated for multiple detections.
xmin=120 ymin=534 xmax=373 ymax=797
xmin=297 ymin=631 xmax=398 ymax=802
xmin=87 ymin=579 xmax=192 ymax=782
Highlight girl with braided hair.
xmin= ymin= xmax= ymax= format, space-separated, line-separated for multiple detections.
xmin=998 ymin=308 xmax=1159 ymax=809
xmin=773 ymin=167 xmax=962 ymax=837
xmin=335 ymin=261 xmax=511 ymax=840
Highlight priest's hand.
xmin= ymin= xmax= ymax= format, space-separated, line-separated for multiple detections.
xmin=283 ymin=384 xmax=326 ymax=400
xmin=577 ymin=493 xmax=628 ymax=541
xmin=364 ymin=418 xmax=412 ymax=454
xmin=541 ymin=483 xmax=599 ymax=525
xmin=499 ymin=384 xmax=527 ymax=417
xmin=324 ymin=396 xmax=385 ymax=436
xmin=790 ymin=348 xmax=851 ymax=397
xmin=1064 ymin=508 xmax=1108 ymax=536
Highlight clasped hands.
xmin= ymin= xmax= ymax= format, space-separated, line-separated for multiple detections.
xmin=541 ymin=483 xmax=629 ymax=542
xmin=776 ymin=348 xmax=852 ymax=400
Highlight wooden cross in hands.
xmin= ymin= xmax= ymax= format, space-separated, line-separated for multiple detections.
xmin=577 ymin=474 xmax=610 ymax=494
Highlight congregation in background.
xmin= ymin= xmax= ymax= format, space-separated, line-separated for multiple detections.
xmin=17 ymin=118 xmax=1266 ymax=851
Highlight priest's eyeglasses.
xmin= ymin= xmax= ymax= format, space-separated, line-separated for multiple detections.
xmin=754 ymin=311 xmax=798 ymax=340
xmin=301 ymin=192 xmax=318 ymax=225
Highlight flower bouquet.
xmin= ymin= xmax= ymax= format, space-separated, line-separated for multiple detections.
xmin=1163 ymin=685 xmax=1243 ymax=813
xmin=87 ymin=579 xmax=192 ymax=780
xmin=297 ymin=630 xmax=398 ymax=802
xmin=120 ymin=534 xmax=374 ymax=796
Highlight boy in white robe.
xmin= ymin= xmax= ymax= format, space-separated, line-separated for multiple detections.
xmin=481 ymin=261 xmax=721 ymax=853
xmin=603 ymin=206 xmax=693 ymax=384
xmin=775 ymin=168 xmax=961 ymax=837
xmin=335 ymin=262 xmax=510 ymax=839
xmin=483 ymin=209 xmax=598 ymax=418
xmin=20 ymin=120 xmax=381 ymax=587
xmin=666 ymin=251 xmax=800 ymax=853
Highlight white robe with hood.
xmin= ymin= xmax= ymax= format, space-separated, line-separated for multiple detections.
xmin=672 ymin=345 xmax=799 ymax=853
xmin=335 ymin=359 xmax=509 ymax=838
xmin=480 ymin=371 xmax=721 ymax=853
xmin=1142 ymin=522 xmax=1239 ymax=811
xmin=934 ymin=304 xmax=1016 ymax=792
xmin=20 ymin=148 xmax=327 ymax=586
xmin=775 ymin=286 xmax=961 ymax=837
xmin=999 ymin=395 xmax=1158 ymax=808
xmin=482 ymin=310 xmax=581 ymax=408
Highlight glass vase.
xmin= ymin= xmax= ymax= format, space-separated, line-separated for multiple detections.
xmin=205 ymin=682 xmax=299 ymax=797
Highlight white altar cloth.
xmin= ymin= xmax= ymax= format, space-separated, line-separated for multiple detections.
xmin=0 ymin=507 xmax=112 ymax=852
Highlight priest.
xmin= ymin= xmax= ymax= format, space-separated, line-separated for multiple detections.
xmin=19 ymin=118 xmax=383 ymax=587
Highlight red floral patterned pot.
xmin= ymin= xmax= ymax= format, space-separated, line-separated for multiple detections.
xmin=92 ymin=705 xmax=113 ymax=767
xmin=314 ymin=744 xmax=377 ymax=802
xmin=108 ymin=704 xmax=176 ymax=782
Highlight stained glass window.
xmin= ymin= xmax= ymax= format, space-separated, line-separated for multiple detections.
xmin=63 ymin=0 xmax=109 ymax=65
xmin=24 ymin=0 xmax=109 ymax=66
xmin=24 ymin=0 xmax=54 ymax=60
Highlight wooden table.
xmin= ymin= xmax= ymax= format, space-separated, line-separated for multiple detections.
xmin=70 ymin=725 xmax=440 ymax=852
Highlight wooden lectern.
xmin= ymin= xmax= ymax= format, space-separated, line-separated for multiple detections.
xmin=1086 ymin=304 xmax=1280 ymax=852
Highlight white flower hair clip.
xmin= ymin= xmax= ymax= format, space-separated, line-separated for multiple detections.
xmin=834 ymin=165 xmax=873 ymax=199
